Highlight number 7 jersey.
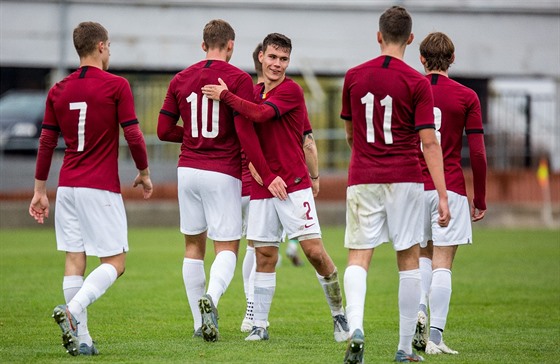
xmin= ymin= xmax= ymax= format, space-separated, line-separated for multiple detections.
xmin=340 ymin=55 xmax=435 ymax=186
xmin=40 ymin=66 xmax=144 ymax=193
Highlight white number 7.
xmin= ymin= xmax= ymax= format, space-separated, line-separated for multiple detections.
xmin=70 ymin=102 xmax=87 ymax=152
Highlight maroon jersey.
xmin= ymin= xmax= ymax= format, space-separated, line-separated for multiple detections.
xmin=160 ymin=60 xmax=254 ymax=179
xmin=36 ymin=66 xmax=147 ymax=193
xmin=249 ymin=78 xmax=312 ymax=199
xmin=341 ymin=56 xmax=435 ymax=186
xmin=420 ymin=74 xmax=487 ymax=208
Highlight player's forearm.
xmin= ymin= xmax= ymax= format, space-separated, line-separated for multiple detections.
xmin=123 ymin=123 xmax=149 ymax=171
xmin=34 ymin=128 xmax=58 ymax=181
xmin=221 ymin=90 xmax=276 ymax=122
xmin=303 ymin=134 xmax=319 ymax=178
xmin=235 ymin=115 xmax=275 ymax=186
xmin=468 ymin=133 xmax=488 ymax=210
xmin=33 ymin=179 xmax=47 ymax=194
xmin=157 ymin=112 xmax=183 ymax=143
xmin=344 ymin=120 xmax=354 ymax=148
xmin=422 ymin=141 xmax=448 ymax=199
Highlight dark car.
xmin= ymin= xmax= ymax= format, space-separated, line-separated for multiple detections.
xmin=0 ymin=89 xmax=56 ymax=153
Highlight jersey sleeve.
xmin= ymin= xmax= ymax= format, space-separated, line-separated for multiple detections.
xmin=465 ymin=91 xmax=487 ymax=210
xmin=340 ymin=69 xmax=353 ymax=121
xmin=413 ymin=78 xmax=436 ymax=130
xmin=35 ymin=93 xmax=60 ymax=180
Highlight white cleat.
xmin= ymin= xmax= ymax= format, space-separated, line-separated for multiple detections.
xmin=413 ymin=311 xmax=428 ymax=351
xmin=240 ymin=318 xmax=253 ymax=333
xmin=425 ymin=340 xmax=458 ymax=355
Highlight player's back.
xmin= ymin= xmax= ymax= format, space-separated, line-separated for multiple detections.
xmin=163 ymin=60 xmax=253 ymax=178
xmin=46 ymin=66 xmax=136 ymax=192
xmin=341 ymin=55 xmax=434 ymax=185
xmin=421 ymin=74 xmax=482 ymax=195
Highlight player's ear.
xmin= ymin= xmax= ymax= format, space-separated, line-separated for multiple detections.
xmin=258 ymin=50 xmax=264 ymax=63
xmin=450 ymin=53 xmax=455 ymax=64
xmin=420 ymin=55 xmax=426 ymax=66
xmin=376 ymin=31 xmax=382 ymax=44
xmin=407 ymin=33 xmax=414 ymax=45
xmin=201 ymin=41 xmax=208 ymax=52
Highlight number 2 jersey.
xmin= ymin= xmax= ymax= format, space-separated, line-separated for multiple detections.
xmin=340 ymin=55 xmax=435 ymax=186
xmin=35 ymin=66 xmax=148 ymax=193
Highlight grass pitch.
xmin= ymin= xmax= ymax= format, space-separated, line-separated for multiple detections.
xmin=0 ymin=227 xmax=558 ymax=363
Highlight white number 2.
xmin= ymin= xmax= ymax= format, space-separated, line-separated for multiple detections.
xmin=186 ymin=92 xmax=219 ymax=138
xmin=361 ymin=92 xmax=393 ymax=144
xmin=69 ymin=102 xmax=87 ymax=152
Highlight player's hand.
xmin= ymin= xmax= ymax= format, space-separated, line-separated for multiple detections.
xmin=133 ymin=169 xmax=153 ymax=199
xmin=29 ymin=193 xmax=49 ymax=224
xmin=471 ymin=205 xmax=486 ymax=222
xmin=311 ymin=178 xmax=319 ymax=197
xmin=267 ymin=176 xmax=288 ymax=201
xmin=201 ymin=78 xmax=229 ymax=101
xmin=437 ymin=197 xmax=451 ymax=227
xmin=248 ymin=162 xmax=263 ymax=186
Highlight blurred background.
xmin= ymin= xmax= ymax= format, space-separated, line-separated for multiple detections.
xmin=1 ymin=0 xmax=559 ymax=228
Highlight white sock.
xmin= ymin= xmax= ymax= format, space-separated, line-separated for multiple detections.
xmin=429 ymin=268 xmax=452 ymax=340
xmin=344 ymin=265 xmax=367 ymax=334
xmin=207 ymin=250 xmax=237 ymax=307
xmin=316 ymin=268 xmax=344 ymax=316
xmin=242 ymin=246 xmax=255 ymax=300
xmin=63 ymin=275 xmax=92 ymax=345
xmin=67 ymin=264 xmax=117 ymax=317
xmin=183 ymin=258 xmax=205 ymax=331
xmin=397 ymin=269 xmax=421 ymax=354
xmin=253 ymin=272 xmax=276 ymax=328
xmin=419 ymin=257 xmax=432 ymax=312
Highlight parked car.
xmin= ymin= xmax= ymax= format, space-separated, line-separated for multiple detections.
xmin=0 ymin=89 xmax=55 ymax=153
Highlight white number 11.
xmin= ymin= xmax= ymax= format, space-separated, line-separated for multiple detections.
xmin=361 ymin=92 xmax=393 ymax=144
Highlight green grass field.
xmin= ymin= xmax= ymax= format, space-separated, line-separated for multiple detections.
xmin=0 ymin=227 xmax=558 ymax=363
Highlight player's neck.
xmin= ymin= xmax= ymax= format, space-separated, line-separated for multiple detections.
xmin=428 ymin=70 xmax=449 ymax=77
xmin=79 ymin=57 xmax=103 ymax=70
xmin=380 ymin=43 xmax=406 ymax=60
xmin=205 ymin=48 xmax=229 ymax=62
xmin=263 ymin=75 xmax=285 ymax=93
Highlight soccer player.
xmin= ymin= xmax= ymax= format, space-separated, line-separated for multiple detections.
xmin=157 ymin=19 xmax=271 ymax=342
xmin=29 ymin=21 xmax=153 ymax=356
xmin=202 ymin=33 xmax=349 ymax=343
xmin=239 ymin=41 xmax=315 ymax=332
xmin=339 ymin=6 xmax=450 ymax=363
xmin=412 ymin=31 xmax=487 ymax=355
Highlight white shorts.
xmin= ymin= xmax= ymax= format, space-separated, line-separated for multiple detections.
xmin=247 ymin=188 xmax=321 ymax=243
xmin=422 ymin=190 xmax=472 ymax=247
xmin=344 ymin=183 xmax=424 ymax=251
xmin=55 ymin=187 xmax=128 ymax=257
xmin=241 ymin=195 xmax=250 ymax=237
xmin=178 ymin=167 xmax=242 ymax=241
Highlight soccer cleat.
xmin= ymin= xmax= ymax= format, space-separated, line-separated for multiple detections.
xmin=245 ymin=326 xmax=269 ymax=341
xmin=52 ymin=305 xmax=79 ymax=356
xmin=343 ymin=329 xmax=364 ymax=364
xmin=286 ymin=252 xmax=304 ymax=267
xmin=425 ymin=340 xmax=458 ymax=355
xmin=79 ymin=342 xmax=99 ymax=356
xmin=240 ymin=318 xmax=253 ymax=333
xmin=412 ymin=311 xmax=428 ymax=351
xmin=193 ymin=327 xmax=202 ymax=338
xmin=333 ymin=314 xmax=350 ymax=342
xmin=394 ymin=350 xmax=424 ymax=362
xmin=198 ymin=294 xmax=219 ymax=342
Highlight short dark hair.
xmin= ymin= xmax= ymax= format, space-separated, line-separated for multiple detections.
xmin=252 ymin=43 xmax=263 ymax=76
xmin=73 ymin=22 xmax=108 ymax=58
xmin=420 ymin=32 xmax=455 ymax=71
xmin=203 ymin=19 xmax=235 ymax=50
xmin=262 ymin=33 xmax=292 ymax=55
xmin=379 ymin=6 xmax=412 ymax=45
